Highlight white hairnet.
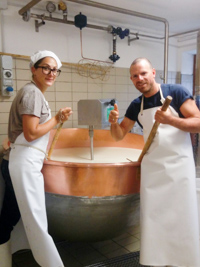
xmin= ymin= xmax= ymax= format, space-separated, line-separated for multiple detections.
xmin=30 ymin=50 xmax=62 ymax=69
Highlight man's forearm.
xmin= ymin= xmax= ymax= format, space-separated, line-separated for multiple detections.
xmin=110 ymin=123 xmax=125 ymax=141
xmin=168 ymin=116 xmax=200 ymax=133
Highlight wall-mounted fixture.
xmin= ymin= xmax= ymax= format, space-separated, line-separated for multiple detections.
xmin=128 ymin=33 xmax=139 ymax=46
xmin=109 ymin=34 xmax=120 ymax=63
xmin=107 ymin=25 xmax=130 ymax=62
xmin=46 ymin=1 xmax=56 ymax=18
xmin=74 ymin=12 xmax=113 ymax=71
xmin=0 ymin=55 xmax=14 ymax=97
xmin=108 ymin=26 xmax=130 ymax=40
xmin=58 ymin=1 xmax=68 ymax=21
xmin=74 ymin=12 xmax=87 ymax=30
xmin=35 ymin=18 xmax=45 ymax=32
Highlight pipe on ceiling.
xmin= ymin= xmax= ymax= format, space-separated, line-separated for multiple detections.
xmin=31 ymin=13 xmax=165 ymax=40
xmin=18 ymin=0 xmax=169 ymax=83
xmin=18 ymin=0 xmax=42 ymax=16
xmin=66 ymin=0 xmax=169 ymax=83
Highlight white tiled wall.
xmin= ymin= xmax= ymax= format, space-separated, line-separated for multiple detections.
xmin=0 ymin=57 xmax=140 ymax=150
xmin=0 ymin=55 xmax=184 ymax=152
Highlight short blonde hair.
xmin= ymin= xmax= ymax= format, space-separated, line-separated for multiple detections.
xmin=130 ymin=57 xmax=153 ymax=69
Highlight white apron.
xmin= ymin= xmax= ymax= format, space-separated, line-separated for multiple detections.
xmin=139 ymin=87 xmax=200 ymax=267
xmin=9 ymin=99 xmax=64 ymax=267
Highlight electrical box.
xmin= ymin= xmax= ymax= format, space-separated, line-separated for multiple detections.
xmin=0 ymin=55 xmax=14 ymax=97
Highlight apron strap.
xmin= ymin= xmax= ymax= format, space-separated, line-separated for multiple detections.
xmin=140 ymin=96 xmax=144 ymax=115
xmin=159 ymin=84 xmax=165 ymax=104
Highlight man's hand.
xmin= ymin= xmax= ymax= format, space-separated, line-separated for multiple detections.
xmin=154 ymin=107 xmax=172 ymax=124
xmin=109 ymin=103 xmax=119 ymax=124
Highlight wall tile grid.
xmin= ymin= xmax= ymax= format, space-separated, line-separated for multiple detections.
xmin=0 ymin=57 xmax=183 ymax=152
xmin=0 ymin=58 xmax=135 ymax=151
xmin=181 ymin=74 xmax=193 ymax=94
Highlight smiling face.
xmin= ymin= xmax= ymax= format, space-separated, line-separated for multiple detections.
xmin=31 ymin=57 xmax=58 ymax=93
xmin=130 ymin=59 xmax=158 ymax=97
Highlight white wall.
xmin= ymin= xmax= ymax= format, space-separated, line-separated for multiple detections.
xmin=177 ymin=38 xmax=197 ymax=73
xmin=181 ymin=52 xmax=194 ymax=75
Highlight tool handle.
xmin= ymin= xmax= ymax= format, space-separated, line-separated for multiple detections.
xmin=47 ymin=123 xmax=63 ymax=160
xmin=137 ymin=95 xmax=172 ymax=162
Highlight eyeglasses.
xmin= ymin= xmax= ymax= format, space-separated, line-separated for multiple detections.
xmin=37 ymin=66 xmax=61 ymax=77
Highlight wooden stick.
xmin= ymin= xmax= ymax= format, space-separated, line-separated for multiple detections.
xmin=47 ymin=123 xmax=63 ymax=160
xmin=137 ymin=95 xmax=172 ymax=163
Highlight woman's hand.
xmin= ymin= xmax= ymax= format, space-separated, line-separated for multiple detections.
xmin=56 ymin=107 xmax=73 ymax=124
xmin=23 ymin=107 xmax=73 ymax=142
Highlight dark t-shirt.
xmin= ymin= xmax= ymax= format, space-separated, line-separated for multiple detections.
xmin=125 ymin=84 xmax=193 ymax=128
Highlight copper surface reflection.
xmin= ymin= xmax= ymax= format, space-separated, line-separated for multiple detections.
xmin=42 ymin=128 xmax=144 ymax=198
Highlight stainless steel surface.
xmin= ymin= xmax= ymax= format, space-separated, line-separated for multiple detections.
xmin=42 ymin=128 xmax=144 ymax=241
xmin=78 ymin=99 xmax=116 ymax=160
xmin=89 ymin=125 xmax=94 ymax=160
xmin=46 ymin=192 xmax=140 ymax=242
xmin=78 ymin=99 xmax=114 ymax=129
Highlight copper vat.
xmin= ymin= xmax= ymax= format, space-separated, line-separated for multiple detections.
xmin=42 ymin=128 xmax=144 ymax=242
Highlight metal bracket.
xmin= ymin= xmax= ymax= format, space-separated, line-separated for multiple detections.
xmin=35 ymin=19 xmax=45 ymax=32
xmin=22 ymin=9 xmax=31 ymax=22
xmin=128 ymin=33 xmax=139 ymax=46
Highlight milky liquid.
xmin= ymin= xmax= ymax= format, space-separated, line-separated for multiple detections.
xmin=50 ymin=147 xmax=141 ymax=163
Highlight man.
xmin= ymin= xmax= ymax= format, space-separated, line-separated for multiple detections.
xmin=109 ymin=57 xmax=200 ymax=267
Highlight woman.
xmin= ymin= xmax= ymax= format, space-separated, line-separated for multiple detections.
xmin=0 ymin=50 xmax=72 ymax=267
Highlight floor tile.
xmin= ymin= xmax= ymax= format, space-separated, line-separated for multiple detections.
xmin=116 ymin=235 xmax=138 ymax=246
xmin=125 ymin=240 xmax=140 ymax=252
xmin=105 ymin=247 xmax=129 ymax=259
xmin=12 ymin=226 xmax=141 ymax=266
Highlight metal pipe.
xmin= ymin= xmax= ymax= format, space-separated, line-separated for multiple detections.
xmin=66 ymin=0 xmax=169 ymax=82
xmin=89 ymin=125 xmax=94 ymax=160
xmin=18 ymin=0 xmax=42 ymax=15
xmin=30 ymin=13 xmax=108 ymax=31
xmin=67 ymin=0 xmax=167 ymax=23
xmin=28 ymin=13 xmax=198 ymax=40
xmin=31 ymin=13 xmax=164 ymax=40
xmin=169 ymin=28 xmax=200 ymax=38
xmin=18 ymin=0 xmax=169 ymax=82
xmin=164 ymin=22 xmax=169 ymax=83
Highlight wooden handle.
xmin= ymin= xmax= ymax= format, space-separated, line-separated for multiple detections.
xmin=47 ymin=123 xmax=63 ymax=160
xmin=137 ymin=95 xmax=172 ymax=162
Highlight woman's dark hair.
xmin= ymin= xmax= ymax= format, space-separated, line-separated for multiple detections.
xmin=32 ymin=58 xmax=45 ymax=79
xmin=34 ymin=58 xmax=44 ymax=68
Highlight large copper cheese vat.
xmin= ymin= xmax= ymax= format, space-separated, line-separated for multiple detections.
xmin=42 ymin=128 xmax=144 ymax=242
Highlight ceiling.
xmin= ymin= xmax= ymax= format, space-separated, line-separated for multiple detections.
xmin=6 ymin=0 xmax=200 ymax=38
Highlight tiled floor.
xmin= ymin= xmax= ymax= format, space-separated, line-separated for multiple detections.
xmin=12 ymin=225 xmax=140 ymax=267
